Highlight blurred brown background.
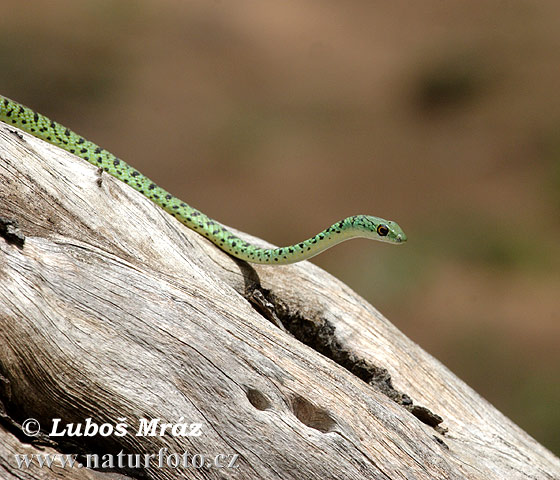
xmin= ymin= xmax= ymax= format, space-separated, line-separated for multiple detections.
xmin=1 ymin=0 xmax=558 ymax=455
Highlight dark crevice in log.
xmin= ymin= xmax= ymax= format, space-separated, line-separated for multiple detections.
xmin=246 ymin=285 xmax=446 ymax=434
xmin=0 ymin=216 xmax=25 ymax=248
xmin=0 ymin=403 xmax=56 ymax=450
xmin=0 ymin=379 xmax=144 ymax=478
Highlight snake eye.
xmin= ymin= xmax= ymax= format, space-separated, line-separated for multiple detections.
xmin=377 ymin=224 xmax=389 ymax=237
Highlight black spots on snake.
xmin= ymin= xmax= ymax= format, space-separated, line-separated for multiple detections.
xmin=0 ymin=96 xmax=409 ymax=265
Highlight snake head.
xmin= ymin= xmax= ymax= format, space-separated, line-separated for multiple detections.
xmin=355 ymin=215 xmax=407 ymax=244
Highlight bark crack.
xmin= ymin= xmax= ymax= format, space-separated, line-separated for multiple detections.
xmin=246 ymin=285 xmax=447 ymax=434
xmin=0 ymin=216 xmax=25 ymax=248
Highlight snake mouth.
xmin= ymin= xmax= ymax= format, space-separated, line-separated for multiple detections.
xmin=396 ymin=233 xmax=407 ymax=243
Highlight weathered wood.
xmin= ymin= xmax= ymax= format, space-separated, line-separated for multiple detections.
xmin=0 ymin=122 xmax=558 ymax=480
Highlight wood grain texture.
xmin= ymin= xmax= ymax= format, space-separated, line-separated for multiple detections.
xmin=0 ymin=122 xmax=558 ymax=479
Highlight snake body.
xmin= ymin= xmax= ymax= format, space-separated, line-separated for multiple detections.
xmin=0 ymin=95 xmax=406 ymax=264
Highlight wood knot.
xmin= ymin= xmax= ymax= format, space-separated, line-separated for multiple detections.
xmin=291 ymin=396 xmax=336 ymax=433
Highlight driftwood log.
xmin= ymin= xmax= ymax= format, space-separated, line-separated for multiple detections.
xmin=0 ymin=121 xmax=558 ymax=480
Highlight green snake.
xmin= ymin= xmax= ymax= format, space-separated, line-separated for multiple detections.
xmin=0 ymin=95 xmax=407 ymax=264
